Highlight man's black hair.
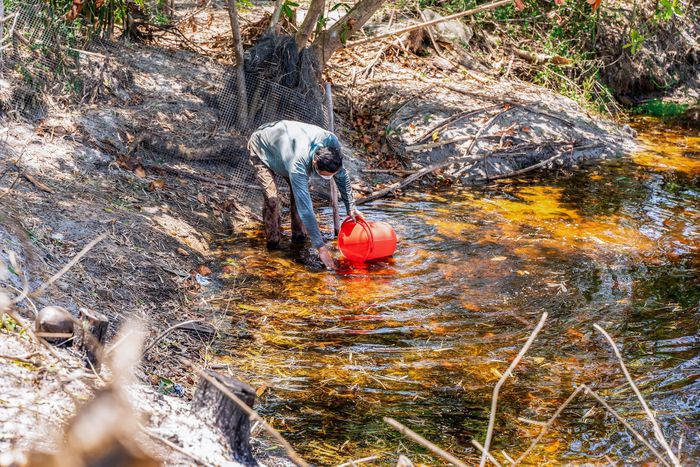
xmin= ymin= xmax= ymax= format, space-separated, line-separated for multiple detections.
xmin=315 ymin=146 xmax=343 ymax=173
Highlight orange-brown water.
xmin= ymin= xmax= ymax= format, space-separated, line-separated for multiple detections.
xmin=214 ymin=120 xmax=699 ymax=465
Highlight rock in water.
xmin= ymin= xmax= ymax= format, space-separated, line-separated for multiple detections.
xmin=35 ymin=306 xmax=74 ymax=343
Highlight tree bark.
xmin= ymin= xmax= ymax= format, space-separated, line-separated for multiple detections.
xmin=75 ymin=308 xmax=109 ymax=370
xmin=193 ymin=370 xmax=256 ymax=465
xmin=268 ymin=0 xmax=284 ymax=34
xmin=310 ymin=0 xmax=386 ymax=66
xmin=295 ymin=0 xmax=325 ymax=49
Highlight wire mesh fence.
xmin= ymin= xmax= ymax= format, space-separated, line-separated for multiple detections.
xmin=211 ymin=69 xmax=338 ymax=229
xmin=0 ymin=0 xmax=86 ymax=118
xmin=1 ymin=0 xmax=341 ymax=237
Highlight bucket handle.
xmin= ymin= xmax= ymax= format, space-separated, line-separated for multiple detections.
xmin=355 ymin=217 xmax=375 ymax=255
xmin=342 ymin=217 xmax=375 ymax=260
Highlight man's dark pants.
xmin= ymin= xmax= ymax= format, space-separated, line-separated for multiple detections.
xmin=248 ymin=146 xmax=308 ymax=249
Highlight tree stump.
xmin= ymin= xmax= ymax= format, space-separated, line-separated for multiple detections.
xmin=193 ymin=370 xmax=256 ymax=465
xmin=75 ymin=308 xmax=109 ymax=371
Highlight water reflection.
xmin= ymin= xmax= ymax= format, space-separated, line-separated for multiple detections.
xmin=214 ymin=120 xmax=700 ymax=465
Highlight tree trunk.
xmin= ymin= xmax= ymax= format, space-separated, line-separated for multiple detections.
xmin=295 ymin=0 xmax=325 ymax=49
xmin=268 ymin=0 xmax=284 ymax=34
xmin=310 ymin=0 xmax=386 ymax=66
xmin=227 ymin=0 xmax=249 ymax=129
xmin=193 ymin=370 xmax=256 ymax=465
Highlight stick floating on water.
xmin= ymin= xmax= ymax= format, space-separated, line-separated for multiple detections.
xmin=478 ymin=312 xmax=548 ymax=467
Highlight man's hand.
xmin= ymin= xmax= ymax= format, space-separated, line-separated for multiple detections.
xmin=350 ymin=209 xmax=365 ymax=222
xmin=318 ymin=245 xmax=336 ymax=271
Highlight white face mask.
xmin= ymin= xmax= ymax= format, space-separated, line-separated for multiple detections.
xmin=314 ymin=162 xmax=336 ymax=180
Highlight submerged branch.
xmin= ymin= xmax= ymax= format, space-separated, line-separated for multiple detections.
xmin=384 ymin=417 xmax=468 ymax=467
xmin=479 ymin=312 xmax=548 ymax=467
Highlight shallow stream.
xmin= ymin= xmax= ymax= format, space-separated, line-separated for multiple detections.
xmin=214 ymin=119 xmax=699 ymax=465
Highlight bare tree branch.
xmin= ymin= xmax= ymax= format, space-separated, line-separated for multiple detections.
xmin=479 ymin=312 xmax=548 ymax=467
xmin=296 ymin=0 xmax=325 ymax=48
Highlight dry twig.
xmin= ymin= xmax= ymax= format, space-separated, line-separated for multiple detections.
xmin=347 ymin=0 xmax=513 ymax=48
xmin=471 ymin=440 xmax=502 ymax=467
xmin=139 ymin=422 xmax=208 ymax=465
xmin=593 ymin=325 xmax=680 ymax=466
xmin=513 ymin=384 xmax=586 ymax=464
xmin=584 ymin=386 xmax=670 ymax=467
xmin=478 ymin=312 xmax=548 ymax=467
xmin=335 ymin=453 xmax=385 ymax=467
xmin=384 ymin=417 xmax=468 ymax=467
xmin=28 ymin=232 xmax=108 ymax=300
xmin=142 ymin=319 xmax=204 ymax=355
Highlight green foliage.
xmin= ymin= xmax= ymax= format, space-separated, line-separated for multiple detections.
xmin=281 ymin=0 xmax=299 ymax=21
xmin=633 ymin=99 xmax=689 ymax=118
xmin=623 ymin=28 xmax=645 ymax=54
xmin=655 ymin=0 xmax=683 ymax=21
xmin=330 ymin=2 xmax=352 ymax=14
xmin=418 ymin=0 xmax=478 ymax=13
xmin=1 ymin=314 xmax=24 ymax=335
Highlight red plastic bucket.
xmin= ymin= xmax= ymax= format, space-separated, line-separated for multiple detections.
xmin=338 ymin=217 xmax=397 ymax=263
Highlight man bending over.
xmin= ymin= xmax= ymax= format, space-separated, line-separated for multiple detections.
xmin=248 ymin=120 xmax=363 ymax=270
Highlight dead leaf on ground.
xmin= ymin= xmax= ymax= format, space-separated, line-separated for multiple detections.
xmin=196 ymin=265 xmax=212 ymax=276
xmin=490 ymin=256 xmax=507 ymax=261
xmin=551 ymin=55 xmax=572 ymax=65
xmin=176 ymin=248 xmax=190 ymax=256
xmin=134 ymin=166 xmax=146 ymax=178
xmin=148 ymin=179 xmax=165 ymax=191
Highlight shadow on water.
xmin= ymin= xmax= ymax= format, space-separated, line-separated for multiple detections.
xmin=212 ymin=119 xmax=700 ymax=465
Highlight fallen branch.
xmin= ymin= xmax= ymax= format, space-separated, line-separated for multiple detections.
xmin=362 ymin=37 xmax=403 ymax=79
xmin=471 ymin=147 xmax=565 ymax=182
xmin=181 ymin=358 xmax=309 ymax=467
xmin=362 ymin=168 xmax=415 ymax=175
xmin=384 ymin=417 xmax=468 ymax=467
xmin=28 ymin=232 xmax=108 ymax=300
xmin=453 ymin=106 xmax=515 ymax=177
xmin=335 ymin=453 xmax=386 ymax=467
xmin=346 ymin=0 xmax=513 ymax=48
xmin=0 ymin=352 xmax=41 ymax=366
xmin=356 ymin=157 xmax=455 ymax=205
xmin=511 ymin=47 xmax=553 ymax=65
xmin=471 ymin=440 xmax=502 ymax=467
xmin=405 ymin=135 xmax=475 ymax=153
xmin=593 ymin=324 xmax=680 ymax=467
xmin=21 ymin=171 xmax=54 ymax=193
xmin=513 ymin=384 xmax=586 ymax=464
xmin=140 ymin=162 xmax=262 ymax=191
xmin=583 ymin=386 xmax=671 ymax=467
xmin=478 ymin=312 xmax=548 ymax=467
xmin=418 ymin=8 xmax=444 ymax=58
xmin=412 ymin=104 xmax=502 ymax=145
xmin=142 ymin=319 xmax=204 ymax=355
